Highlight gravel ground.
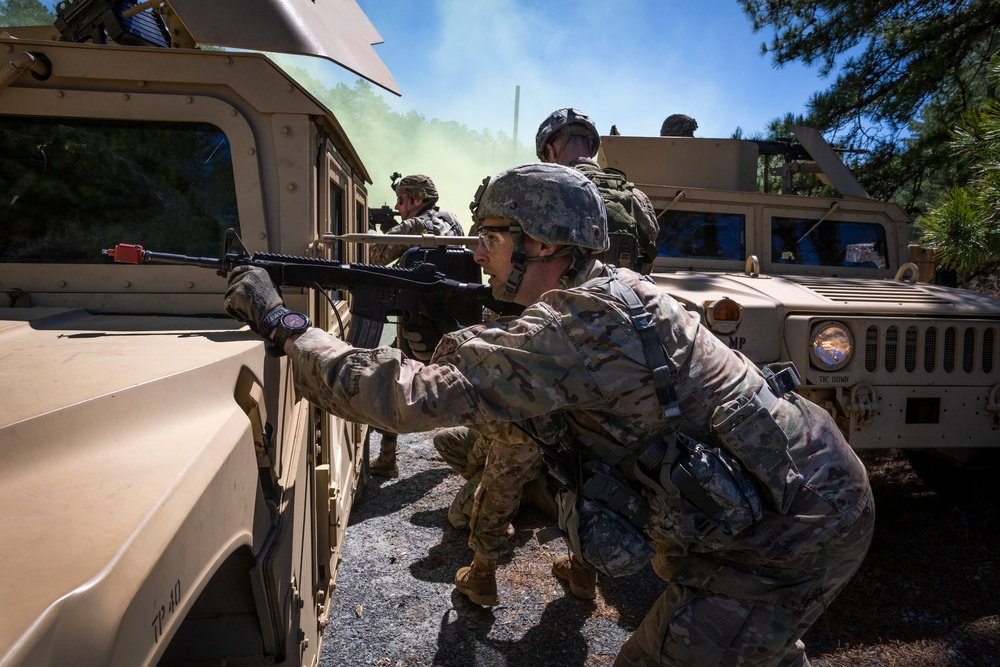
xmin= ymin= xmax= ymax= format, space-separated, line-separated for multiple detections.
xmin=320 ymin=433 xmax=1000 ymax=667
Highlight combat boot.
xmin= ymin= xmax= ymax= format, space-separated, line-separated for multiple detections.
xmin=552 ymin=554 xmax=597 ymax=600
xmin=454 ymin=553 xmax=498 ymax=606
xmin=370 ymin=433 xmax=398 ymax=478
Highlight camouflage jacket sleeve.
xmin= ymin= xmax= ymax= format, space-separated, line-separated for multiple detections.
xmin=286 ymin=282 xmax=681 ymax=442
xmin=631 ymin=187 xmax=660 ymax=272
xmin=367 ymin=218 xmax=422 ymax=266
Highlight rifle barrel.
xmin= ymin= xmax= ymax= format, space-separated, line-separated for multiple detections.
xmin=328 ymin=233 xmax=479 ymax=247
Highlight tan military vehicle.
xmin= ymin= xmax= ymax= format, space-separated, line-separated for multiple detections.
xmin=0 ymin=1 xmax=398 ymax=665
xmin=600 ymin=127 xmax=1000 ymax=502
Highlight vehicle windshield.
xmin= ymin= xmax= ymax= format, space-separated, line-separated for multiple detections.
xmin=771 ymin=216 xmax=888 ymax=268
xmin=0 ymin=116 xmax=239 ymax=263
xmin=657 ymin=211 xmax=746 ymax=260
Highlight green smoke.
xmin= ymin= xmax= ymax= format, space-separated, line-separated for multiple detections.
xmin=287 ymin=72 xmax=536 ymax=232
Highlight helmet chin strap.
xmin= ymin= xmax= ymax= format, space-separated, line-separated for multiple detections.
xmin=499 ymin=224 xmax=527 ymax=302
xmin=499 ymin=228 xmax=578 ymax=303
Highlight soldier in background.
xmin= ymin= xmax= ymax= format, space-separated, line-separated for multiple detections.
xmin=536 ymin=107 xmax=659 ymax=274
xmin=439 ymin=108 xmax=667 ymax=601
xmin=224 ymin=162 xmax=874 ymax=666
xmin=368 ymin=173 xmax=464 ymax=477
xmin=368 ymin=174 xmax=464 ymax=267
xmin=659 ymin=113 xmax=698 ymax=137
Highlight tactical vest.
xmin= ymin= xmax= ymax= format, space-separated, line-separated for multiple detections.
xmin=419 ymin=207 xmax=465 ymax=237
xmin=574 ymin=164 xmax=643 ymax=271
xmin=533 ymin=271 xmax=804 ymax=578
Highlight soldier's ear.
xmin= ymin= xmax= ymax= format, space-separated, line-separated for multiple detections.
xmin=542 ymin=143 xmax=557 ymax=163
xmin=535 ymin=242 xmax=564 ymax=257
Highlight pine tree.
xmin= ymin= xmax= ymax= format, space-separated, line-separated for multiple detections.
xmin=0 ymin=0 xmax=54 ymax=26
xmin=917 ymin=60 xmax=1000 ymax=287
xmin=740 ymin=0 xmax=1000 ymax=212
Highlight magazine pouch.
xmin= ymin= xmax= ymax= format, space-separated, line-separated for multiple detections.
xmin=710 ymin=385 xmax=803 ymax=515
xmin=556 ymin=461 xmax=654 ymax=578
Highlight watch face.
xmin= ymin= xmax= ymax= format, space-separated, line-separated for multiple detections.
xmin=280 ymin=312 xmax=309 ymax=331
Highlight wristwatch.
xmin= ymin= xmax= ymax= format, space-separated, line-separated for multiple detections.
xmin=271 ymin=310 xmax=311 ymax=355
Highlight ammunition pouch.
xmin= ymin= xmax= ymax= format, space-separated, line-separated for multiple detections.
xmin=710 ymin=374 xmax=803 ymax=515
xmin=554 ymin=429 xmax=766 ymax=575
xmin=556 ymin=461 xmax=654 ymax=578
xmin=642 ymin=432 xmax=763 ymax=550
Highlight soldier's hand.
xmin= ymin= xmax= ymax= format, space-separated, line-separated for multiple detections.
xmin=400 ymin=312 xmax=442 ymax=362
xmin=224 ymin=266 xmax=286 ymax=337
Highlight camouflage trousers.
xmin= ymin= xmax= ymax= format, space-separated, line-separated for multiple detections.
xmin=433 ymin=426 xmax=489 ymax=529
xmin=433 ymin=426 xmax=544 ymax=555
xmin=616 ymin=493 xmax=875 ymax=667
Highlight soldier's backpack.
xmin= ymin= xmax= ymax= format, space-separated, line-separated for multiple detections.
xmin=574 ymin=163 xmax=643 ymax=271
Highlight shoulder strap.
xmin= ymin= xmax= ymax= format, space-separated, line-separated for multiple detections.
xmin=606 ymin=273 xmax=680 ymax=419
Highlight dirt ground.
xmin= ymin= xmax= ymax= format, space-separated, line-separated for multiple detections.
xmin=319 ymin=432 xmax=1000 ymax=667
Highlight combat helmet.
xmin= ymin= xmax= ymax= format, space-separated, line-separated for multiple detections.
xmin=392 ymin=174 xmax=439 ymax=204
xmin=471 ymin=163 xmax=608 ymax=301
xmin=659 ymin=114 xmax=698 ymax=137
xmin=535 ymin=108 xmax=601 ymax=161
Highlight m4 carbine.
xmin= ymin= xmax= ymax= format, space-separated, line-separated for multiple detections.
xmin=103 ymin=228 xmax=518 ymax=350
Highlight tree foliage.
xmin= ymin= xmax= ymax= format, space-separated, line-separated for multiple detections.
xmin=740 ymin=0 xmax=1000 ymax=212
xmin=916 ymin=60 xmax=1000 ymax=283
xmin=0 ymin=0 xmax=53 ymax=25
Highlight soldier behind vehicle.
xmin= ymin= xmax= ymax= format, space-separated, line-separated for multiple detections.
xmin=659 ymin=113 xmax=698 ymax=137
xmin=536 ymin=107 xmax=660 ymax=274
xmin=368 ymin=173 xmax=465 ymax=267
xmin=368 ymin=173 xmax=465 ymax=478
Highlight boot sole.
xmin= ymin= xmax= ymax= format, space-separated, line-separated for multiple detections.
xmin=458 ymin=588 xmax=499 ymax=606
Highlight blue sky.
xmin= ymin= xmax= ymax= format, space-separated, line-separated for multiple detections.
xmin=27 ymin=0 xmax=834 ymax=216
xmin=24 ymin=0 xmax=830 ymax=144
xmin=297 ymin=0 xmax=834 ymax=211
xmin=333 ymin=0 xmax=826 ymax=141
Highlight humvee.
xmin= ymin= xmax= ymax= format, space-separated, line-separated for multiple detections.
xmin=599 ymin=127 xmax=1000 ymax=502
xmin=0 ymin=1 xmax=398 ymax=665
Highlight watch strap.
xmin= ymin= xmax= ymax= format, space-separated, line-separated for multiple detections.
xmin=271 ymin=310 xmax=311 ymax=356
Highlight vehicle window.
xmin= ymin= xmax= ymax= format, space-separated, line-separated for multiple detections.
xmin=0 ymin=116 xmax=238 ymax=263
xmin=771 ymin=216 xmax=887 ymax=268
xmin=656 ymin=211 xmax=746 ymax=260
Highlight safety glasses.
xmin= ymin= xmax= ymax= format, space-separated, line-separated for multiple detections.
xmin=476 ymin=225 xmax=510 ymax=252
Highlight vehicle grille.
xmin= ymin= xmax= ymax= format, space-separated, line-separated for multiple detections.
xmin=796 ymin=277 xmax=951 ymax=304
xmin=864 ymin=323 xmax=997 ymax=374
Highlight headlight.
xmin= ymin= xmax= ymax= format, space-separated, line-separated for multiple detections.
xmin=810 ymin=322 xmax=853 ymax=370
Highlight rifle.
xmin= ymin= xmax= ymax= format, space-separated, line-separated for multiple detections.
xmin=367 ymin=204 xmax=399 ymax=234
xmin=103 ymin=228 xmax=520 ymax=350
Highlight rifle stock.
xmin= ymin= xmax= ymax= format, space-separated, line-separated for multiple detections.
xmin=103 ymin=229 xmax=521 ymax=349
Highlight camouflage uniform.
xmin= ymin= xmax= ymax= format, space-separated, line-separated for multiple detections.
xmin=433 ymin=426 xmax=491 ymax=529
xmin=368 ymin=206 xmax=465 ymax=266
xmin=570 ymin=157 xmax=659 ymax=274
xmin=285 ymin=261 xmax=874 ymax=666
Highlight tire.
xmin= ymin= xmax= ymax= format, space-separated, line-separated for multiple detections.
xmin=904 ymin=447 xmax=1000 ymax=509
